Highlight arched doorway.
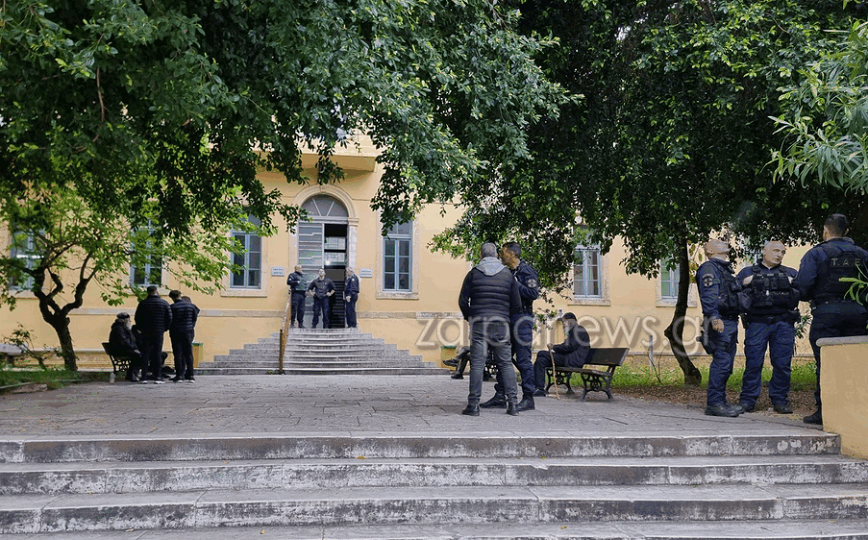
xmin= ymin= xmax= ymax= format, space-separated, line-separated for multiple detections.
xmin=298 ymin=195 xmax=349 ymax=328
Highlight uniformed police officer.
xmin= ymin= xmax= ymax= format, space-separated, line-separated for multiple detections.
xmin=794 ymin=214 xmax=868 ymax=425
xmin=286 ymin=265 xmax=307 ymax=328
xmin=344 ymin=268 xmax=360 ymax=328
xmin=479 ymin=241 xmax=539 ymax=412
xmin=736 ymin=240 xmax=800 ymax=414
xmin=307 ymin=268 xmax=336 ymax=329
xmin=696 ymin=238 xmax=745 ymax=417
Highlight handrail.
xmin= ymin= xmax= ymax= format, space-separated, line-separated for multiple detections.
xmin=277 ymin=293 xmax=293 ymax=374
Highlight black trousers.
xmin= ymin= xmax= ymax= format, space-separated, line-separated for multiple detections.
xmin=313 ymin=296 xmax=330 ymax=328
xmin=345 ymin=293 xmax=358 ymax=327
xmin=141 ymin=333 xmax=165 ymax=381
xmin=170 ymin=330 xmax=195 ymax=380
xmin=290 ymin=293 xmax=306 ymax=326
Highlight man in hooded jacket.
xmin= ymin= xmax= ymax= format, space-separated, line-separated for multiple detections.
xmin=458 ymin=242 xmax=522 ymax=416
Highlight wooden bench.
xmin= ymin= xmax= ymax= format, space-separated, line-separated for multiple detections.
xmin=101 ymin=342 xmax=134 ymax=376
xmin=544 ymin=347 xmax=629 ymax=400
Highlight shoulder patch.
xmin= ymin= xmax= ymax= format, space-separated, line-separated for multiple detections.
xmin=527 ymin=278 xmax=538 ymax=289
xmin=701 ymin=273 xmax=715 ymax=289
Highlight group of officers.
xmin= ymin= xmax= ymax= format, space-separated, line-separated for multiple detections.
xmin=286 ymin=266 xmax=360 ymax=328
xmin=697 ymin=214 xmax=868 ymax=424
xmin=456 ymin=213 xmax=868 ymax=423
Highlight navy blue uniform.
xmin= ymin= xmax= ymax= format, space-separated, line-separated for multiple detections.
xmin=286 ymin=271 xmax=307 ymax=327
xmin=344 ymin=274 xmax=360 ymax=328
xmin=794 ymin=237 xmax=868 ymax=408
xmin=491 ymin=260 xmax=539 ymax=399
xmin=736 ymin=263 xmax=799 ymax=408
xmin=308 ymin=277 xmax=335 ymax=328
xmin=696 ymin=258 xmax=741 ymax=407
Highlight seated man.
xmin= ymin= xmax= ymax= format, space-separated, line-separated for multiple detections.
xmin=108 ymin=312 xmax=143 ymax=382
xmin=532 ymin=312 xmax=591 ymax=396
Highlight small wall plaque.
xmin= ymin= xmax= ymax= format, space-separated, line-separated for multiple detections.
xmin=271 ymin=266 xmax=285 ymax=277
xmin=359 ymin=268 xmax=373 ymax=278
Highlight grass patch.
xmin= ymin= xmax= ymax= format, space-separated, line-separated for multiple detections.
xmin=0 ymin=366 xmax=107 ymax=392
xmin=558 ymin=355 xmax=818 ymax=392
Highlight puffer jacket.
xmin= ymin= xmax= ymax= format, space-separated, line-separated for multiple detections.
xmin=458 ymin=257 xmax=521 ymax=321
xmin=134 ymin=295 xmax=172 ymax=336
xmin=170 ymin=299 xmax=199 ymax=334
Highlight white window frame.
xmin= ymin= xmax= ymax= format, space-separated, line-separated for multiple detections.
xmin=230 ymin=225 xmax=262 ymax=290
xmin=656 ymin=259 xmax=697 ymax=307
xmin=377 ymin=219 xmax=418 ymax=300
xmin=571 ymin=243 xmax=610 ymax=306
xmin=129 ymin=223 xmax=164 ymax=288
xmin=9 ymin=230 xmax=39 ymax=291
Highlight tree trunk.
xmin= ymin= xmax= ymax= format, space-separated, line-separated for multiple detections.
xmin=663 ymin=239 xmax=702 ymax=386
xmin=46 ymin=315 xmax=78 ymax=371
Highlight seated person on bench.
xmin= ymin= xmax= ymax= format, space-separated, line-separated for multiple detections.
xmin=532 ymin=312 xmax=591 ymax=396
xmin=108 ymin=312 xmax=143 ymax=382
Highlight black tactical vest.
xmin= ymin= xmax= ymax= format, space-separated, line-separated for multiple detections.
xmin=716 ymin=269 xmax=743 ymax=316
xmin=815 ymin=243 xmax=865 ymax=305
xmin=749 ymin=266 xmax=796 ymax=312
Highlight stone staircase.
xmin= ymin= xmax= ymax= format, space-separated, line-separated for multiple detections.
xmin=197 ymin=328 xmax=446 ymax=376
xmin=2 ymin=433 xmax=868 ymax=537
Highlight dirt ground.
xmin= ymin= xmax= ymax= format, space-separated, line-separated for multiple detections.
xmin=612 ymin=384 xmax=817 ymax=417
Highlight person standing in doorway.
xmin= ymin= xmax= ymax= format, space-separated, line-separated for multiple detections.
xmin=344 ymin=267 xmax=360 ymax=328
xmin=286 ymin=265 xmax=307 ymax=328
xmin=308 ymin=268 xmax=335 ymax=329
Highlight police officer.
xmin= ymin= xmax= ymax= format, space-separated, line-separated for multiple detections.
xmin=479 ymin=241 xmax=539 ymax=412
xmin=696 ymin=238 xmax=745 ymax=417
xmin=286 ymin=265 xmax=307 ymax=328
xmin=736 ymin=240 xmax=800 ymax=414
xmin=794 ymin=214 xmax=868 ymax=425
xmin=307 ymin=268 xmax=335 ymax=329
xmin=344 ymin=267 xmax=360 ymax=328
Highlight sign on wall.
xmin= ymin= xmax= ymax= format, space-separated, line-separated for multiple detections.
xmin=359 ymin=268 xmax=373 ymax=278
xmin=271 ymin=267 xmax=285 ymax=277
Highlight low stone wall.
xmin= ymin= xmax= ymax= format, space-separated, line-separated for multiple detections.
xmin=818 ymin=336 xmax=868 ymax=460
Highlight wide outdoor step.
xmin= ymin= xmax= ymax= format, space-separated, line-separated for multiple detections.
xmin=10 ymin=520 xmax=868 ymax=540
xmin=222 ymin=351 xmax=407 ymax=360
xmin=3 ymin=484 xmax=868 ymax=533
xmin=208 ymin=357 xmax=424 ymax=367
xmin=2 ymin=455 xmax=867 ymax=495
xmin=0 ymin=434 xmax=841 ymax=463
xmin=195 ymin=367 xmax=445 ymax=376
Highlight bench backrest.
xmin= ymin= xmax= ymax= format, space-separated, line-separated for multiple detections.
xmin=585 ymin=347 xmax=629 ymax=367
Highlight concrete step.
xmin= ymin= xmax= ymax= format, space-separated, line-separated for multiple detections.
xmin=222 ymin=351 xmax=409 ymax=360
xmin=195 ymin=367 xmax=447 ymax=376
xmin=9 ymin=520 xmax=868 ymax=540
xmin=3 ymin=455 xmax=867 ymax=495
xmin=242 ymin=342 xmax=394 ymax=351
xmin=0 ymin=434 xmax=841 ymax=463
xmin=3 ymin=484 xmax=868 ymax=533
xmin=207 ymin=362 xmax=432 ymax=370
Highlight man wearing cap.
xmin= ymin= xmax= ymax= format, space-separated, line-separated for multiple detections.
xmin=532 ymin=312 xmax=591 ymax=396
xmin=307 ymin=268 xmax=335 ymax=329
xmin=344 ymin=268 xmax=360 ymax=328
xmin=108 ymin=312 xmax=142 ymax=382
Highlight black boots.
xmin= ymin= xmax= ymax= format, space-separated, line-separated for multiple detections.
xmin=506 ymin=400 xmax=519 ymax=416
xmin=516 ymin=395 xmax=535 ymax=412
xmin=480 ymin=393 xmax=507 ymax=409
xmin=803 ymin=408 xmax=822 ymax=425
xmin=461 ymin=403 xmax=480 ymax=416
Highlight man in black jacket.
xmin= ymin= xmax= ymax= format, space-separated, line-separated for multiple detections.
xmin=134 ymin=285 xmax=172 ymax=384
xmin=307 ymin=268 xmax=335 ymax=328
xmin=458 ymin=242 xmax=522 ymax=416
xmin=533 ymin=312 xmax=591 ymax=396
xmin=168 ymin=290 xmax=200 ymax=383
xmin=108 ymin=312 xmax=142 ymax=382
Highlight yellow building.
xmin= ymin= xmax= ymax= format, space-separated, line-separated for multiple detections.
xmin=1 ymin=137 xmax=814 ymax=368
